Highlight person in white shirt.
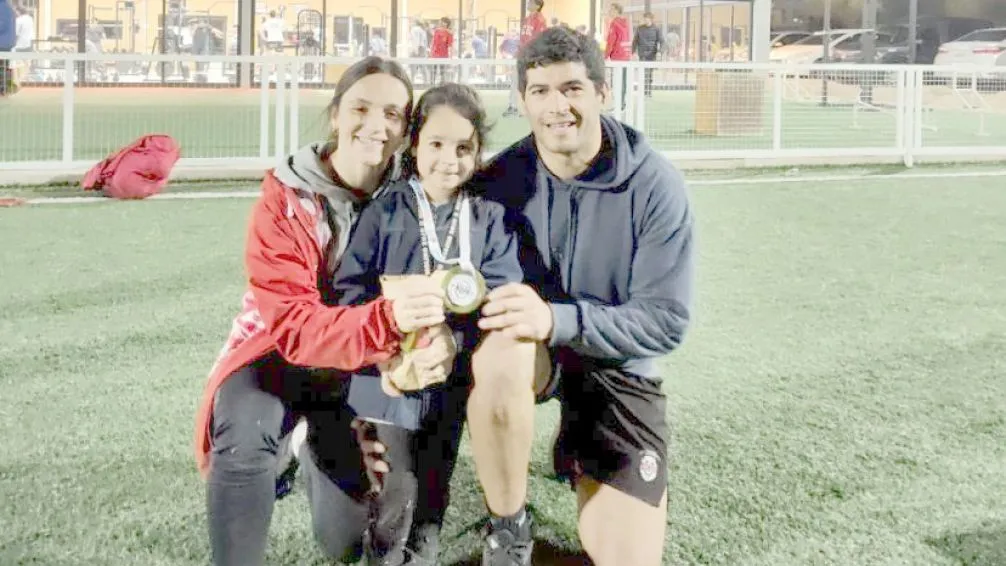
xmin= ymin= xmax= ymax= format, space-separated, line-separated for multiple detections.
xmin=261 ymin=11 xmax=284 ymax=53
xmin=409 ymin=18 xmax=428 ymax=83
xmin=14 ymin=4 xmax=32 ymax=52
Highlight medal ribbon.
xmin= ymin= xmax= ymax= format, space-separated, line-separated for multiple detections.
xmin=409 ymin=177 xmax=474 ymax=275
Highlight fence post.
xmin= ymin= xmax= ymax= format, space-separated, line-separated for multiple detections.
xmin=904 ymin=67 xmax=922 ymax=168
xmin=274 ymin=60 xmax=287 ymax=160
xmin=288 ymin=60 xmax=300 ymax=154
xmin=62 ymin=57 xmax=75 ymax=163
xmin=259 ymin=60 xmax=270 ymax=159
xmin=634 ymin=63 xmax=647 ymax=132
xmin=913 ymin=68 xmax=924 ymax=161
xmin=611 ymin=63 xmax=624 ymax=122
xmin=895 ymin=67 xmax=906 ymax=157
xmin=772 ymin=69 xmax=783 ymax=151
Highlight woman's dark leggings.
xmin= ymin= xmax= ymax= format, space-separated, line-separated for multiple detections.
xmin=205 ymin=353 xmax=465 ymax=566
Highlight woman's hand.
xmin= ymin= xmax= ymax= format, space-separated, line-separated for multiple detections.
xmin=387 ymin=277 xmax=446 ymax=333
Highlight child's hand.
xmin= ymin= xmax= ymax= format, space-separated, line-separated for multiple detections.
xmin=378 ymin=324 xmax=457 ymax=393
xmin=411 ymin=323 xmax=457 ymax=386
xmin=377 ymin=355 xmax=406 ymax=398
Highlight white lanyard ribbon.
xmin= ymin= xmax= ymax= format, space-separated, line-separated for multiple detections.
xmin=409 ymin=178 xmax=475 ymax=273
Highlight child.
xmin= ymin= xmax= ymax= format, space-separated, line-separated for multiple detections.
xmin=331 ymin=82 xmax=522 ymax=565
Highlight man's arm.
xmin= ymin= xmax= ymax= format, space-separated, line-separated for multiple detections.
xmin=548 ymin=167 xmax=694 ymax=360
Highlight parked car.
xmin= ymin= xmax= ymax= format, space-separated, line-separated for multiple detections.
xmin=877 ymin=17 xmax=995 ymax=64
xmin=932 ymin=27 xmax=1006 ymax=83
xmin=826 ymin=32 xmax=900 ymax=86
xmin=770 ymin=29 xmax=872 ymax=65
xmin=829 ymin=31 xmax=898 ymax=63
xmin=770 ymin=31 xmax=812 ymax=48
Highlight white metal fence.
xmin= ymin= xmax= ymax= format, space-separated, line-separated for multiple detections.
xmin=2 ymin=52 xmax=1006 ymax=179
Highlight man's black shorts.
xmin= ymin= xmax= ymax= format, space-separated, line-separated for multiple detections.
xmin=537 ymin=350 xmax=669 ymax=507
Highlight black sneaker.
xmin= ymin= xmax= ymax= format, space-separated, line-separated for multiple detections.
xmin=482 ymin=509 xmax=533 ymax=566
xmin=502 ymin=106 xmax=520 ymax=118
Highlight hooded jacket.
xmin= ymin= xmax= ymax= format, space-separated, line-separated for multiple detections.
xmin=605 ymin=16 xmax=632 ymax=61
xmin=477 ymin=115 xmax=694 ymax=379
xmin=192 ymin=143 xmax=404 ymax=477
xmin=334 ymin=177 xmax=523 ymax=430
xmin=0 ymin=0 xmax=15 ymax=51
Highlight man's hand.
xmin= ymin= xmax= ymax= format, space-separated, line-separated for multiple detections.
xmin=477 ymin=283 xmax=553 ymax=341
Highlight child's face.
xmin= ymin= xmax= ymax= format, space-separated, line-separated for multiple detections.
xmin=414 ymin=105 xmax=478 ymax=195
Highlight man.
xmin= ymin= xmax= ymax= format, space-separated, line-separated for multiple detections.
xmin=502 ymin=0 xmax=546 ymax=117
xmin=469 ymin=26 xmax=694 ymax=566
xmin=604 ymin=3 xmax=631 ymax=110
xmin=632 ymin=12 xmax=664 ymax=97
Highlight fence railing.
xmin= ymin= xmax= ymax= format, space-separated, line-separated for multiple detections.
xmin=2 ymin=52 xmax=1006 ymax=177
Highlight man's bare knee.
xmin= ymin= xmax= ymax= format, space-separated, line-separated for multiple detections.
xmin=576 ymin=476 xmax=667 ymax=566
xmin=472 ymin=331 xmax=551 ymax=391
xmin=472 ymin=331 xmax=538 ymax=394
xmin=470 ymin=331 xmax=545 ymax=427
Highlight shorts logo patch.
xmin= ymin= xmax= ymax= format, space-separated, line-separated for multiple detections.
xmin=638 ymin=449 xmax=660 ymax=483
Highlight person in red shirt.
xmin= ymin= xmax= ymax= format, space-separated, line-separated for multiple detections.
xmin=605 ymin=3 xmax=632 ymax=110
xmin=503 ymin=0 xmax=547 ymax=117
xmin=429 ymin=17 xmax=453 ymax=84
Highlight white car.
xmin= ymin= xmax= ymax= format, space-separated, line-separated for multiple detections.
xmin=771 ymin=29 xmax=873 ymax=66
xmin=770 ymin=31 xmax=812 ymax=49
xmin=931 ymin=27 xmax=1006 ymax=82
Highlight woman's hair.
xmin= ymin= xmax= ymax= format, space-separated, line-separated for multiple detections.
xmin=401 ymin=82 xmax=492 ymax=178
xmin=326 ymin=56 xmax=414 ymax=135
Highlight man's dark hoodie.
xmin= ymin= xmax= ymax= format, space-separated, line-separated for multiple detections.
xmin=478 ymin=115 xmax=694 ymax=379
xmin=0 ymin=0 xmax=15 ymax=52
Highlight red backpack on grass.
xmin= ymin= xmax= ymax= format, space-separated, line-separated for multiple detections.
xmin=82 ymin=134 xmax=181 ymax=200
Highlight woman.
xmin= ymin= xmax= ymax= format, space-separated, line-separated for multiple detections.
xmin=192 ymin=56 xmax=456 ymax=566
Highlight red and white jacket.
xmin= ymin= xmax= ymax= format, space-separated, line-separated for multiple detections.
xmin=605 ymin=16 xmax=632 ymax=61
xmin=193 ymin=145 xmax=403 ymax=477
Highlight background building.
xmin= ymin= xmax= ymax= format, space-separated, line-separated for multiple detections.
xmin=25 ymin=0 xmax=759 ymax=63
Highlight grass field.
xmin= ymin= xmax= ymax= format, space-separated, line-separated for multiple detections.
xmin=2 ymin=86 xmax=1005 ymax=163
xmin=2 ymin=171 xmax=1006 ymax=565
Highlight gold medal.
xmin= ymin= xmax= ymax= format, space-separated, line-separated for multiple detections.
xmin=442 ymin=266 xmax=486 ymax=314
